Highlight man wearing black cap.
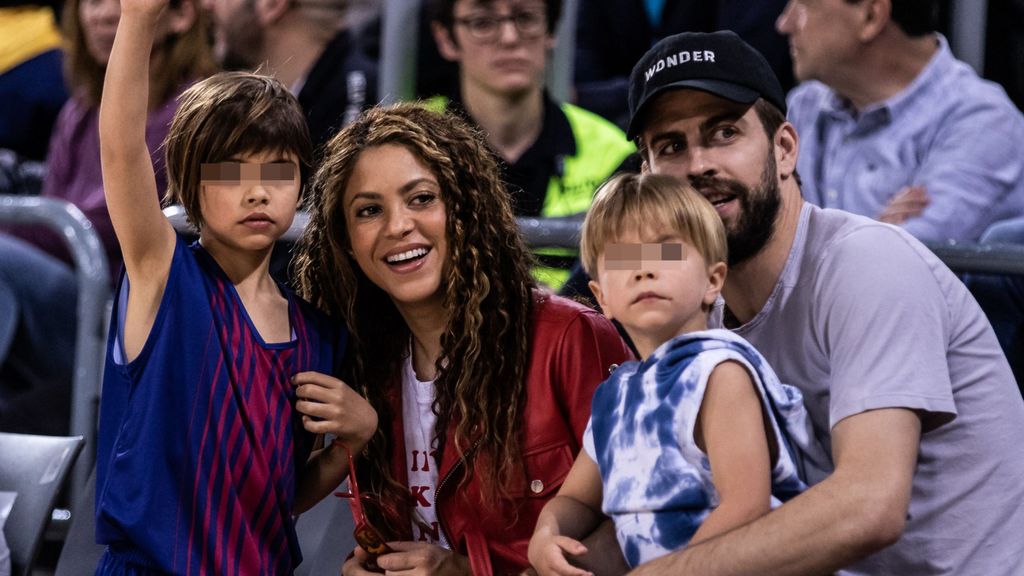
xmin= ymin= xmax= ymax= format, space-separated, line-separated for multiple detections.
xmin=624 ymin=30 xmax=1024 ymax=575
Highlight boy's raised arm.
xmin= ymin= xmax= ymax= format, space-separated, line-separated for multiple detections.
xmin=99 ymin=0 xmax=175 ymax=278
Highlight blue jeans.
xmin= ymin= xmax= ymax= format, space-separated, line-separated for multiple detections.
xmin=964 ymin=218 xmax=1024 ymax=389
xmin=0 ymin=234 xmax=77 ymax=435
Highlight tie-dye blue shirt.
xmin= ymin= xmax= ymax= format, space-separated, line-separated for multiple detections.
xmin=583 ymin=329 xmax=829 ymax=567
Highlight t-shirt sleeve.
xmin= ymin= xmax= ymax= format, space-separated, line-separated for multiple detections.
xmin=814 ymin=225 xmax=957 ymax=431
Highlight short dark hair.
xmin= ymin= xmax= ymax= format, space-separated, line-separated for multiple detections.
xmin=752 ymin=98 xmax=787 ymax=143
xmin=752 ymin=98 xmax=802 ymax=187
xmin=846 ymin=0 xmax=939 ymax=37
xmin=164 ymin=72 xmax=313 ymax=230
xmin=430 ymin=0 xmax=563 ymax=35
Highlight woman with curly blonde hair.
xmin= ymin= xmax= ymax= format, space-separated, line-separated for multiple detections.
xmin=295 ymin=103 xmax=631 ymax=575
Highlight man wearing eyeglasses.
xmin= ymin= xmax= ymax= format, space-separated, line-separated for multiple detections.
xmin=426 ymin=0 xmax=635 ymax=291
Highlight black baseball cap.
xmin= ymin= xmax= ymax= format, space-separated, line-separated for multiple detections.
xmin=626 ymin=30 xmax=787 ymax=139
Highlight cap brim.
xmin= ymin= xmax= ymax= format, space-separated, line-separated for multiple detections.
xmin=626 ymin=79 xmax=761 ymax=140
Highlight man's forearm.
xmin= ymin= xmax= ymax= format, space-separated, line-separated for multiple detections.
xmin=577 ymin=519 xmax=630 ymax=576
xmin=628 ymin=407 xmax=919 ymax=575
xmin=628 ymin=474 xmax=898 ymax=576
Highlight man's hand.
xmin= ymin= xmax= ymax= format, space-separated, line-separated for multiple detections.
xmin=879 ymin=185 xmax=929 ymax=224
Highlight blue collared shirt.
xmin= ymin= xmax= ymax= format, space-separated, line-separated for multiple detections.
xmin=787 ymin=35 xmax=1024 ymax=242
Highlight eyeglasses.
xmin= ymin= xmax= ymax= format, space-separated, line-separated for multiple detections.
xmin=334 ymin=444 xmax=400 ymax=572
xmin=453 ymin=8 xmax=548 ymax=42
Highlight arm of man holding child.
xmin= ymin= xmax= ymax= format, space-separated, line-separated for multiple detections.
xmin=628 ymin=408 xmax=920 ymax=575
xmin=99 ymin=0 xmax=176 ymax=284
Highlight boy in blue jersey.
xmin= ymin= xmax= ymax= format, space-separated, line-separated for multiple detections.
xmin=528 ymin=173 xmax=828 ymax=572
xmin=94 ymin=0 xmax=378 ymax=572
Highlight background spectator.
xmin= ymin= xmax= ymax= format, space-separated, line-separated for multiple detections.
xmin=964 ymin=216 xmax=1024 ymax=389
xmin=2 ymin=0 xmax=215 ymax=273
xmin=0 ymin=235 xmax=75 ymax=435
xmin=0 ymin=0 xmax=213 ymax=437
xmin=203 ymin=0 xmax=381 ymax=153
xmin=780 ymin=0 xmax=1024 ymax=243
xmin=0 ymin=3 xmax=67 ymax=163
xmin=426 ymin=0 xmax=634 ymax=290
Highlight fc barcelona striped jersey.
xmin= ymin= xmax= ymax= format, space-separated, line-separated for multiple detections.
xmin=95 ymin=238 xmax=344 ymax=575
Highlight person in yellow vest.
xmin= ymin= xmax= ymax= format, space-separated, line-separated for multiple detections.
xmin=426 ymin=0 xmax=634 ymax=291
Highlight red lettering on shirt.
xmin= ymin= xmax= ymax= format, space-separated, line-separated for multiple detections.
xmin=410 ymin=485 xmax=432 ymax=507
xmin=417 ymin=521 xmax=440 ymax=542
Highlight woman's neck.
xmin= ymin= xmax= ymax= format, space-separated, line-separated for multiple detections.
xmin=396 ymin=300 xmax=448 ymax=381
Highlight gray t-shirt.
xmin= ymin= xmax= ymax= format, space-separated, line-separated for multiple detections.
xmin=730 ymin=203 xmax=1024 ymax=575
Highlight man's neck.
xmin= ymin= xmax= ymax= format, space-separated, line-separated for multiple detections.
xmin=460 ymin=79 xmax=544 ymax=163
xmin=721 ymin=183 xmax=804 ymax=326
xmin=261 ymin=17 xmax=337 ymax=90
xmin=831 ymin=33 xmax=938 ymax=110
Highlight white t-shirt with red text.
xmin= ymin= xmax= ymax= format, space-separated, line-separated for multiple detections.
xmin=401 ymin=353 xmax=448 ymax=547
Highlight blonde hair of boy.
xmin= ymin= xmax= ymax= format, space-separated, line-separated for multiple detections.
xmin=581 ymin=172 xmax=727 ymax=277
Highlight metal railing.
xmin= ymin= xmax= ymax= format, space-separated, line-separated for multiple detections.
xmin=925 ymin=241 xmax=1024 ymax=275
xmin=0 ymin=195 xmax=110 ymax=502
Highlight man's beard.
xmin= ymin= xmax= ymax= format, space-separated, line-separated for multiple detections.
xmin=690 ymin=153 xmax=781 ymax=267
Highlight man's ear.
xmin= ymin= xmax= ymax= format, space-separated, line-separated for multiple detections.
xmin=432 ymin=21 xmax=461 ymax=62
xmin=255 ymin=0 xmax=290 ymax=27
xmin=588 ymin=279 xmax=612 ymax=320
xmin=774 ymin=122 xmax=799 ymax=181
xmin=704 ymin=261 xmax=727 ymax=307
xmin=857 ymin=0 xmax=891 ymax=42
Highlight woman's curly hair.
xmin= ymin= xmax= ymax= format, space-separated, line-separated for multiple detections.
xmin=294 ymin=103 xmax=536 ymax=514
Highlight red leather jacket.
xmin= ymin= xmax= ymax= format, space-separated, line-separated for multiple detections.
xmin=383 ymin=294 xmax=632 ymax=575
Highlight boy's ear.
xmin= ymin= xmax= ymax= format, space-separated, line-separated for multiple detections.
xmin=704 ymin=261 xmax=727 ymax=307
xmin=588 ymin=279 xmax=612 ymax=320
xmin=432 ymin=21 xmax=461 ymax=62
